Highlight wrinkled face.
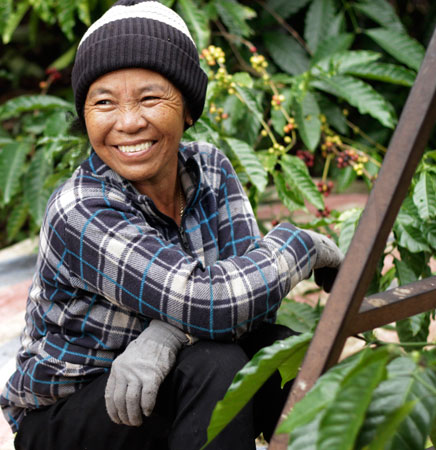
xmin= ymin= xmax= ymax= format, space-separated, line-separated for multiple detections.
xmin=84 ymin=68 xmax=190 ymax=192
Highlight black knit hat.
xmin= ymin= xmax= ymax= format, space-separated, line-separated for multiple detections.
xmin=72 ymin=0 xmax=208 ymax=124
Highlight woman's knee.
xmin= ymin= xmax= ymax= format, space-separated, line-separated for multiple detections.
xmin=176 ymin=340 xmax=249 ymax=388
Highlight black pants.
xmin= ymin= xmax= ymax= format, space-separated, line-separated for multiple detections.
xmin=15 ymin=324 xmax=297 ymax=450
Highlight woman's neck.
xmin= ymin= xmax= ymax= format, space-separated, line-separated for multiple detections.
xmin=133 ymin=170 xmax=184 ymax=226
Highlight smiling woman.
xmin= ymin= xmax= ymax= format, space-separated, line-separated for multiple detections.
xmin=84 ymin=68 xmax=191 ymax=223
xmin=0 ymin=1 xmax=343 ymax=450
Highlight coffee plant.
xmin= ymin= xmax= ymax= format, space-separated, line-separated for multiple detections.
xmin=1 ymin=1 xmax=436 ymax=447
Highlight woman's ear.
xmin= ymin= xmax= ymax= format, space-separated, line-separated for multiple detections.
xmin=185 ymin=112 xmax=193 ymax=129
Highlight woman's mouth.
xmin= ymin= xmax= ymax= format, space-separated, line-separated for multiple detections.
xmin=117 ymin=141 xmax=155 ymax=153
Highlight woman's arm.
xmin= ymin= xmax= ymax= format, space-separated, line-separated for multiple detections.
xmin=59 ymin=197 xmax=314 ymax=340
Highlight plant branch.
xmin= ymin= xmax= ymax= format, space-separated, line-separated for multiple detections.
xmin=255 ymin=0 xmax=312 ymax=55
xmin=213 ymin=22 xmax=259 ymax=76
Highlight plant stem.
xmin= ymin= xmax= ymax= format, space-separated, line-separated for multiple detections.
xmin=345 ymin=119 xmax=388 ymax=153
xmin=341 ymin=0 xmax=361 ymax=33
xmin=213 ymin=24 xmax=259 ymax=76
xmin=255 ymin=0 xmax=311 ymax=55
xmin=412 ymin=373 xmax=436 ymax=395
xmin=322 ymin=154 xmax=333 ymax=182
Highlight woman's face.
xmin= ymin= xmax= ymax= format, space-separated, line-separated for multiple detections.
xmin=84 ymin=68 xmax=191 ymax=192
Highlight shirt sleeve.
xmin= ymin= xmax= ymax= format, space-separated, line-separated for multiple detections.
xmin=59 ymin=185 xmax=315 ymax=340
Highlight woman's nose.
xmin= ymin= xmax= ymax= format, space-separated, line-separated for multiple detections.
xmin=115 ymin=106 xmax=147 ymax=133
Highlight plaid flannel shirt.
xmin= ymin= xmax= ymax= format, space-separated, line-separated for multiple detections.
xmin=1 ymin=141 xmax=316 ymax=432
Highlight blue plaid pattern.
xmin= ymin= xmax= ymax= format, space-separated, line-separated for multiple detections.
xmin=1 ymin=142 xmax=315 ymax=431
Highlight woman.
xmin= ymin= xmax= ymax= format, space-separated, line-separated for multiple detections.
xmin=1 ymin=1 xmax=343 ymax=449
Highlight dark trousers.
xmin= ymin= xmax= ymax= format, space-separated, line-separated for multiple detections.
xmin=15 ymin=324 xmax=297 ymax=450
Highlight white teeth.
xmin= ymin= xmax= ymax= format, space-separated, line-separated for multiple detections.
xmin=118 ymin=141 xmax=153 ymax=153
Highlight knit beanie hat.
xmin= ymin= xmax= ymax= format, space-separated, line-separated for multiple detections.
xmin=72 ymin=0 xmax=208 ymax=124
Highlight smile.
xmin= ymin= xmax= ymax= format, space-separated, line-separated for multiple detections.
xmin=118 ymin=141 xmax=155 ymax=153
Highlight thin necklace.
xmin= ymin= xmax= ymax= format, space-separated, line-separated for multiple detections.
xmin=179 ymin=184 xmax=185 ymax=218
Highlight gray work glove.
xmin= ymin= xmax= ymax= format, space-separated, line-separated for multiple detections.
xmin=304 ymin=229 xmax=344 ymax=293
xmin=105 ymin=320 xmax=197 ymax=426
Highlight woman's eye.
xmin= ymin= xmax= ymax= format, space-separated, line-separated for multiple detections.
xmin=142 ymin=96 xmax=159 ymax=102
xmin=95 ymin=99 xmax=111 ymax=105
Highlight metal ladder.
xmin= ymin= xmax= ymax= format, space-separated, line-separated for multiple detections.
xmin=268 ymin=26 xmax=436 ymax=450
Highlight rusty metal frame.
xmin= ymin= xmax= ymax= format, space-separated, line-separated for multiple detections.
xmin=268 ymin=27 xmax=436 ymax=450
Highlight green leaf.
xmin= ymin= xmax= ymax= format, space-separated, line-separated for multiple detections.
xmin=397 ymin=196 xmax=419 ymax=228
xmin=0 ymin=142 xmax=32 ymax=204
xmin=365 ymin=28 xmax=425 ymax=72
xmin=354 ymin=0 xmax=405 ymax=32
xmin=44 ymin=168 xmax=72 ymax=192
xmin=278 ymin=349 xmax=308 ymax=388
xmin=356 ymin=357 xmax=416 ymax=447
xmin=263 ymin=31 xmax=310 ymax=76
xmin=280 ymin=154 xmax=324 ymax=210
xmin=236 ymin=104 xmax=262 ymax=147
xmin=385 ymin=360 xmax=436 ymax=449
xmin=265 ymin=0 xmax=311 ymax=19
xmin=311 ymin=33 xmax=354 ymax=65
xmin=379 ymin=266 xmax=396 ymax=292
xmin=2 ymin=0 xmax=29 ymax=44
xmin=396 ymin=312 xmax=431 ymax=348
xmin=234 ymin=85 xmax=264 ymax=125
xmin=0 ymin=95 xmax=73 ymax=121
xmin=56 ymin=0 xmax=76 ymax=40
xmin=336 ymin=166 xmax=357 ymax=192
xmin=287 ymin=415 xmax=321 ymax=449
xmin=338 ymin=208 xmax=362 ymax=253
xmin=413 ymin=171 xmax=436 ymax=220
xmin=395 ymin=223 xmax=431 ymax=253
xmin=271 ymin=89 xmax=293 ymax=136
xmin=44 ymin=111 xmax=71 ymax=137
xmin=0 ymin=136 xmax=14 ymax=146
xmin=221 ymin=93 xmax=247 ymax=137
xmin=332 ymin=50 xmax=382 ymax=73
xmin=304 ymin=0 xmax=336 ymax=53
xmin=28 ymin=0 xmax=55 ymax=24
xmin=276 ymin=299 xmax=319 ymax=333
xmin=394 ymin=258 xmax=418 ymax=285
xmin=23 ymin=149 xmax=53 ymax=226
xmin=317 ymin=94 xmax=348 ymax=134
xmin=329 ymin=11 xmax=346 ymax=36
xmin=427 ymin=223 xmax=436 ymax=250
xmin=77 ymin=0 xmax=91 ymax=26
xmin=6 ymin=196 xmax=29 ymax=241
xmin=203 ymin=333 xmax=312 ymax=449
xmin=50 ymin=44 xmax=77 ymax=71
xmin=0 ymin=0 xmax=12 ymax=37
xmin=257 ymin=151 xmax=277 ymax=173
xmin=425 ymin=150 xmax=436 ymax=163
xmin=232 ymin=72 xmax=253 ymax=88
xmin=177 ymin=0 xmax=210 ymax=50
xmin=312 ymin=74 xmax=397 ymax=128
xmin=215 ymin=0 xmax=255 ymax=38
xmin=184 ymin=116 xmax=220 ymax=146
xmin=317 ymin=347 xmax=391 ymax=450
xmin=398 ymin=248 xmax=429 ymax=280
xmin=224 ymin=138 xmax=268 ymax=193
xmin=368 ymin=401 xmax=417 ymax=450
xmin=294 ymin=91 xmax=321 ymax=151
xmin=345 ymin=62 xmax=415 ymax=86
xmin=273 ymin=171 xmax=306 ymax=213
xmin=279 ymin=349 xmax=378 ymax=434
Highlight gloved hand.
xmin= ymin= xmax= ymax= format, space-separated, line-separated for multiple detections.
xmin=105 ymin=320 xmax=197 ymax=426
xmin=303 ymin=229 xmax=344 ymax=293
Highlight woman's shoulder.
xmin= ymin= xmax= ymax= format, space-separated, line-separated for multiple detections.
xmin=181 ymin=141 xmax=230 ymax=168
xmin=46 ymin=158 xmax=129 ymax=219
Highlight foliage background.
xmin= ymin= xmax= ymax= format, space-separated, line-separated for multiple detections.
xmin=1 ymin=0 xmax=436 ymax=448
